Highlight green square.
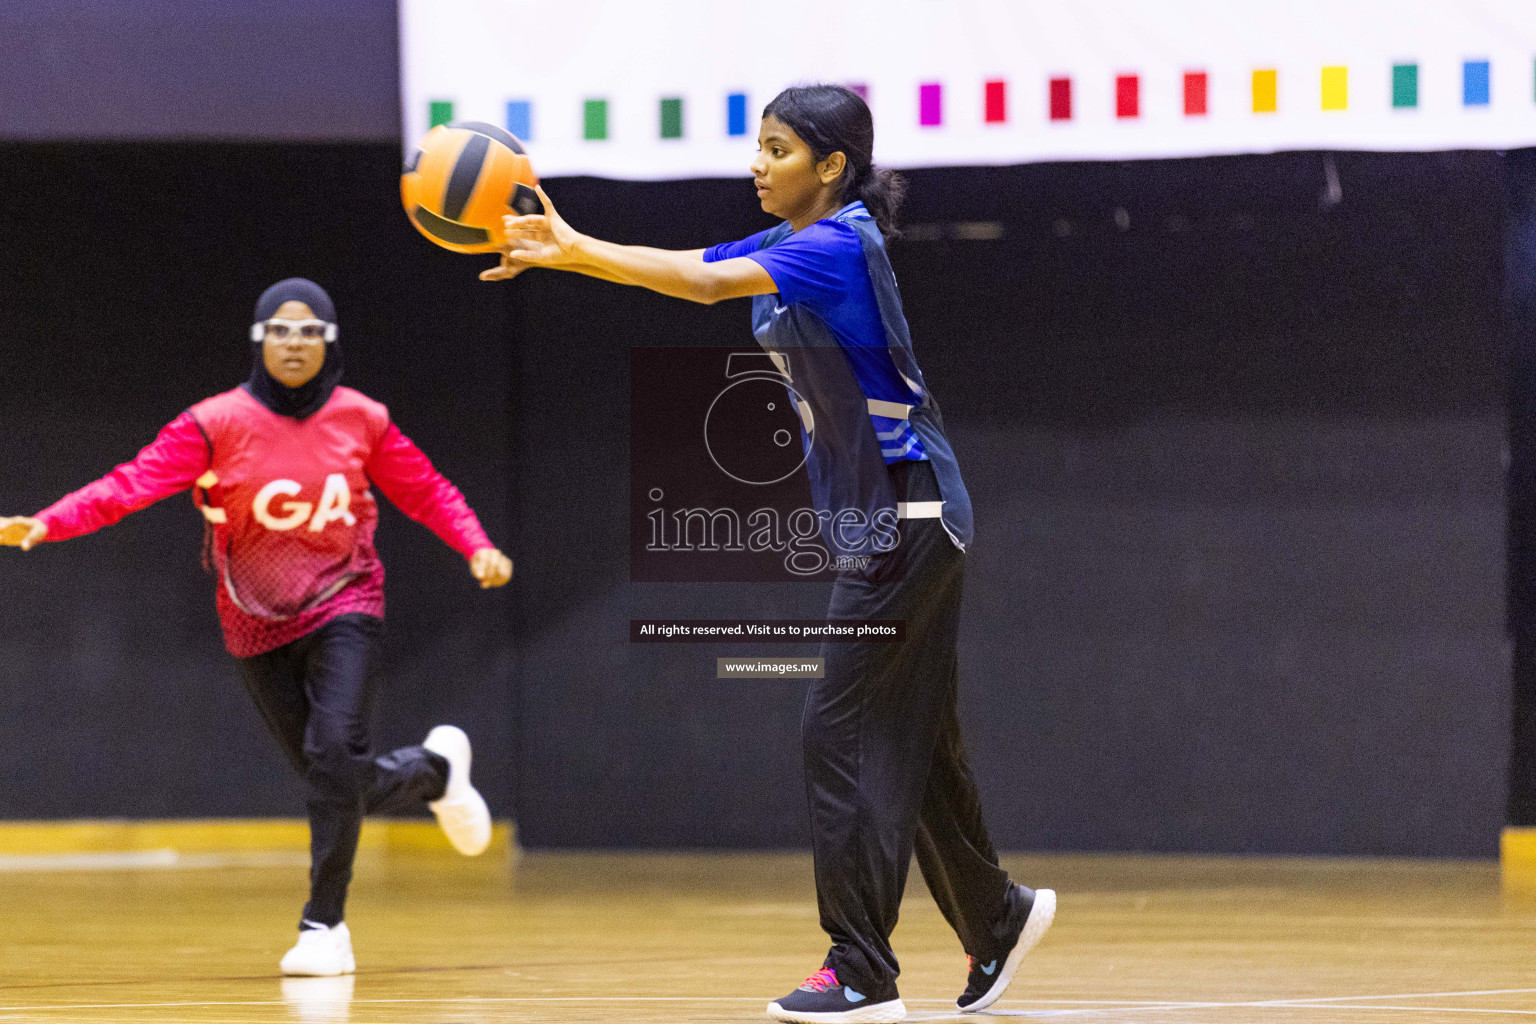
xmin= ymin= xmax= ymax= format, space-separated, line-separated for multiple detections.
xmin=583 ymin=99 xmax=608 ymax=140
xmin=1392 ymin=64 xmax=1418 ymax=108
xmin=660 ymin=97 xmax=683 ymax=139
xmin=429 ymin=100 xmax=454 ymax=127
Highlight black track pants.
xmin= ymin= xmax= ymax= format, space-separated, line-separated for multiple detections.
xmin=235 ymin=613 xmax=448 ymax=926
xmin=806 ymin=462 xmax=1025 ymax=993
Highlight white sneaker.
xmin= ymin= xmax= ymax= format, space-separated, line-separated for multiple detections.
xmin=280 ymin=921 xmax=355 ymax=977
xmin=423 ymin=725 xmax=492 ymax=856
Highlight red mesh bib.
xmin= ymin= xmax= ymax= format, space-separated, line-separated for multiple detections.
xmin=190 ymin=387 xmax=390 ymax=656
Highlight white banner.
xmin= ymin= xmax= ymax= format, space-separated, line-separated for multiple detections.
xmin=400 ymin=0 xmax=1536 ymax=179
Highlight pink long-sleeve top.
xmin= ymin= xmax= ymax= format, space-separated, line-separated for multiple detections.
xmin=36 ymin=386 xmax=493 ymax=657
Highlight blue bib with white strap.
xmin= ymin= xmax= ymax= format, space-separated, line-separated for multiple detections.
xmin=748 ymin=202 xmax=975 ymax=551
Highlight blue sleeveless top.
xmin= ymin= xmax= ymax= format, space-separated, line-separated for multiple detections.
xmin=704 ymin=202 xmax=974 ymax=551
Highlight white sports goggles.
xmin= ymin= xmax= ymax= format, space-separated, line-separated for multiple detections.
xmin=251 ymin=318 xmax=338 ymax=343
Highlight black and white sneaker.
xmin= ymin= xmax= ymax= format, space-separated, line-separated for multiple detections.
xmin=767 ymin=967 xmax=906 ymax=1023
xmin=957 ymin=885 xmax=1056 ymax=1012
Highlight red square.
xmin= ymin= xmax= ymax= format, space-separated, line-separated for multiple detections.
xmin=1116 ymin=74 xmax=1139 ymax=118
xmin=1184 ymin=71 xmax=1208 ymax=116
xmin=984 ymin=80 xmax=1006 ymax=123
xmin=1049 ymin=77 xmax=1072 ymax=121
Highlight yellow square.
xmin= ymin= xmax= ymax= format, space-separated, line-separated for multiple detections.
xmin=1252 ymin=69 xmax=1278 ymax=113
xmin=1321 ymin=66 xmax=1348 ymax=110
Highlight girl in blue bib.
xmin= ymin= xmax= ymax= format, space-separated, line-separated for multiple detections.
xmin=486 ymin=85 xmax=1054 ymax=1024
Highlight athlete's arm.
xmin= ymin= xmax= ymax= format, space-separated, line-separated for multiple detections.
xmin=364 ymin=423 xmax=512 ymax=589
xmin=489 ymin=186 xmax=776 ymax=305
xmin=479 ymin=249 xmax=708 ymax=285
xmin=0 ymin=412 xmax=212 ymax=550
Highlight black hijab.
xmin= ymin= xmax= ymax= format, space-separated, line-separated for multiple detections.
xmin=243 ymin=278 xmax=344 ymax=419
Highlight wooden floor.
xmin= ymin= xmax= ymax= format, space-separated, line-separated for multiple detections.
xmin=0 ymin=849 xmax=1531 ymax=1023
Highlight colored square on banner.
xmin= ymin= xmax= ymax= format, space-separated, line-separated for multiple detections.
xmin=660 ymin=97 xmax=684 ymax=139
xmin=848 ymin=83 xmax=869 ymax=101
xmin=1049 ymin=77 xmax=1072 ymax=120
xmin=919 ymin=83 xmax=942 ymax=126
xmin=1393 ymin=64 xmax=1418 ymax=108
xmin=1321 ymin=66 xmax=1347 ymax=110
xmin=1116 ymin=75 xmax=1139 ymax=118
xmin=984 ymin=80 xmax=1006 ymax=123
xmin=1184 ymin=71 xmax=1208 ymax=115
xmin=429 ymin=100 xmax=453 ymax=127
xmin=1464 ymin=60 xmax=1490 ymax=105
xmin=583 ymin=99 xmax=608 ymax=140
xmin=727 ymin=93 xmax=748 ymax=136
xmin=506 ymin=100 xmax=531 ymax=140
xmin=1252 ymin=69 xmax=1277 ymax=113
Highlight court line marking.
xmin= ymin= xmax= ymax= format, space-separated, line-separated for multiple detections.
xmin=0 ymin=956 xmax=695 ymax=992
xmin=1317 ymin=1008 xmax=1536 ymax=1017
xmin=988 ymin=1008 xmax=1536 ymax=1021
xmin=0 ymin=998 xmax=771 ymax=1012
xmin=0 ymin=850 xmax=310 ymax=873
xmin=905 ymin=1000 xmax=1199 ymax=1006
xmin=5 ymin=988 xmax=1536 ymax=1014
xmin=0 ymin=997 xmax=1201 ymax=1014
xmin=1278 ymin=987 xmax=1536 ymax=1004
xmin=1108 ymin=985 xmax=1536 ymax=1007
xmin=965 ymin=987 xmax=1536 ymax=1018
xmin=1021 ymin=1010 xmax=1536 ymax=1020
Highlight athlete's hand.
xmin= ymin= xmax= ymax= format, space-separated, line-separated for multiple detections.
xmin=0 ymin=517 xmax=47 ymax=550
xmin=469 ymin=547 xmax=513 ymax=589
xmin=500 ymin=186 xmax=583 ymax=268
xmin=479 ymin=254 xmax=530 ymax=283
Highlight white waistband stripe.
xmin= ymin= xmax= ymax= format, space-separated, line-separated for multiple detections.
xmin=867 ymin=398 xmax=914 ymax=419
xmin=897 ymin=501 xmax=944 ymax=519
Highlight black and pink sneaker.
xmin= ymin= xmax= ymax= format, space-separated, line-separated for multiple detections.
xmin=766 ymin=966 xmax=906 ymax=1023
xmin=957 ymin=886 xmax=1057 ymax=1012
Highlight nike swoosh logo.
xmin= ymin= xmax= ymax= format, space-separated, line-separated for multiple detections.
xmin=844 ymin=989 xmax=867 ymax=1003
xmin=774 ymin=305 xmax=788 ymax=314
xmin=980 ymin=960 xmax=998 ymax=976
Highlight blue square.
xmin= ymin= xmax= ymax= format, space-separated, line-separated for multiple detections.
xmin=727 ymin=93 xmax=748 ymax=136
xmin=1464 ymin=61 xmax=1490 ymax=106
xmin=506 ymin=100 xmax=532 ymax=140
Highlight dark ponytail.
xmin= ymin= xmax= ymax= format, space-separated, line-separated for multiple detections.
xmin=762 ymin=84 xmax=905 ymax=239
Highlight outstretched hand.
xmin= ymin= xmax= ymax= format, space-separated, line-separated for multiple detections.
xmin=498 ymin=186 xmax=584 ymax=269
xmin=0 ymin=517 xmax=47 ymax=550
xmin=469 ymin=547 xmax=513 ymax=589
xmin=478 ymin=255 xmax=529 ymax=282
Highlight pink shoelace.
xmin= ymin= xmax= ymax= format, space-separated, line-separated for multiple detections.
xmin=799 ymin=967 xmax=839 ymax=992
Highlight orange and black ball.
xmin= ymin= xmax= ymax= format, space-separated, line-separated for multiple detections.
xmin=401 ymin=121 xmax=541 ymax=254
